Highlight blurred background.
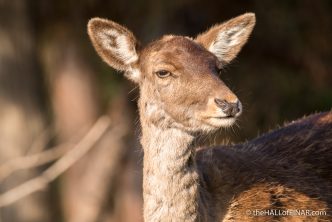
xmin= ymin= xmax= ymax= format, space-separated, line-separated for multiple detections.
xmin=0 ymin=0 xmax=331 ymax=221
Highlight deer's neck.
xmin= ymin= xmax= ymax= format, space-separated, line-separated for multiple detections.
xmin=141 ymin=122 xmax=202 ymax=222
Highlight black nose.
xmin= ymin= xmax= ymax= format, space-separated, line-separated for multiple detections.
xmin=214 ymin=99 xmax=241 ymax=117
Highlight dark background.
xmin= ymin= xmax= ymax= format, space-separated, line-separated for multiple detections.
xmin=0 ymin=1 xmax=331 ymax=221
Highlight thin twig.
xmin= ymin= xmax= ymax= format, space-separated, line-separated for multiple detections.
xmin=0 ymin=116 xmax=111 ymax=207
xmin=0 ymin=143 xmax=71 ymax=182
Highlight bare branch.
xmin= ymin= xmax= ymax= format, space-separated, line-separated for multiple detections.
xmin=0 ymin=116 xmax=111 ymax=207
xmin=0 ymin=143 xmax=71 ymax=182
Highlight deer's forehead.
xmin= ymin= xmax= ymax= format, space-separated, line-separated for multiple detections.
xmin=141 ymin=36 xmax=216 ymax=68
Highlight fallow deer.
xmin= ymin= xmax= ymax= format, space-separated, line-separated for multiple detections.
xmin=88 ymin=13 xmax=332 ymax=222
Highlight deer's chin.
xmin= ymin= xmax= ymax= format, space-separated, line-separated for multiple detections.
xmin=202 ymin=116 xmax=237 ymax=129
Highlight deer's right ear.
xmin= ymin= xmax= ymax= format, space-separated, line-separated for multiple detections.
xmin=88 ymin=18 xmax=140 ymax=82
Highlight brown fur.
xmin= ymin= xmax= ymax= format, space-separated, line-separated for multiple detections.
xmin=88 ymin=13 xmax=332 ymax=221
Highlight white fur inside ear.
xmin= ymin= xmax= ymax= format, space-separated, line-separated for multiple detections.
xmin=98 ymin=28 xmax=138 ymax=64
xmin=209 ymin=25 xmax=246 ymax=60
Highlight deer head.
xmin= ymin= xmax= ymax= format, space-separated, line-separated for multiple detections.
xmin=88 ymin=13 xmax=256 ymax=132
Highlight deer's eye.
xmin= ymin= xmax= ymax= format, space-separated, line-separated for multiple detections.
xmin=155 ymin=70 xmax=171 ymax=78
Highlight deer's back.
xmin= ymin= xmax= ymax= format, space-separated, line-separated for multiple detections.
xmin=197 ymin=111 xmax=332 ymax=221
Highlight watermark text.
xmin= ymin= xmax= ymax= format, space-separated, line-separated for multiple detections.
xmin=246 ymin=209 xmax=327 ymax=217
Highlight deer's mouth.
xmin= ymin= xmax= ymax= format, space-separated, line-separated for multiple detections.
xmin=212 ymin=116 xmax=235 ymax=119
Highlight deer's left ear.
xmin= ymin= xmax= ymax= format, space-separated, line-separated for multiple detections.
xmin=195 ymin=13 xmax=256 ymax=64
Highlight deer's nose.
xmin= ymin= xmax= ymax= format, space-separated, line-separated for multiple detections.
xmin=214 ymin=98 xmax=241 ymax=117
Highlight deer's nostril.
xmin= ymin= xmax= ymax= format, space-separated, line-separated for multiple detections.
xmin=215 ymin=98 xmax=241 ymax=117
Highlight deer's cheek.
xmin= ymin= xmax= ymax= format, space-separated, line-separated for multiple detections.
xmin=155 ymin=77 xmax=173 ymax=88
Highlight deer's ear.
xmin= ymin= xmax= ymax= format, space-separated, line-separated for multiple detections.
xmin=88 ymin=18 xmax=140 ymax=82
xmin=195 ymin=13 xmax=255 ymax=64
